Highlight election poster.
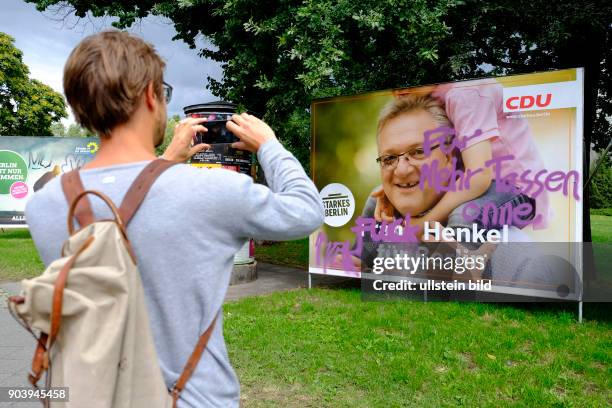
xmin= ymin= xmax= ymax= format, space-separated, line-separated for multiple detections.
xmin=0 ymin=136 xmax=98 ymax=227
xmin=309 ymin=69 xmax=584 ymax=300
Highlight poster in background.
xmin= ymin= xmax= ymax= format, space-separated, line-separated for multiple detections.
xmin=309 ymin=69 xmax=584 ymax=300
xmin=0 ymin=136 xmax=98 ymax=227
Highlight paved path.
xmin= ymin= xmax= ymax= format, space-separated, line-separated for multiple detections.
xmin=0 ymin=262 xmax=344 ymax=404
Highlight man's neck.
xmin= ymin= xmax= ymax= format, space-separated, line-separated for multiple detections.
xmin=83 ymin=127 xmax=157 ymax=170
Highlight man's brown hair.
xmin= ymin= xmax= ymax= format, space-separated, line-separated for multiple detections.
xmin=377 ymin=93 xmax=452 ymax=136
xmin=63 ymin=30 xmax=165 ymax=136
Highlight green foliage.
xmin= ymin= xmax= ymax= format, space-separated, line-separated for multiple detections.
xmin=155 ymin=114 xmax=181 ymax=156
xmin=589 ymin=153 xmax=612 ymax=209
xmin=23 ymin=1 xmax=612 ymax=168
xmin=50 ymin=122 xmax=93 ymax=137
xmin=26 ymin=0 xmax=460 ymax=171
xmin=49 ymin=122 xmax=64 ymax=137
xmin=590 ymin=208 xmax=612 ymax=217
xmin=0 ymin=32 xmax=67 ymax=136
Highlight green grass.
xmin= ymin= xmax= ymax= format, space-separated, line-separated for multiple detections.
xmin=591 ymin=215 xmax=612 ymax=243
xmin=255 ymin=238 xmax=309 ymax=269
xmin=226 ymin=288 xmax=611 ymax=407
xmin=1 ymin=226 xmax=610 ymax=406
xmin=0 ymin=229 xmax=44 ymax=282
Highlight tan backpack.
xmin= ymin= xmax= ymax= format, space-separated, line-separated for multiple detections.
xmin=8 ymin=159 xmax=216 ymax=408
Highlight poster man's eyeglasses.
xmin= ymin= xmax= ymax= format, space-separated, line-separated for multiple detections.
xmin=162 ymin=81 xmax=173 ymax=103
xmin=376 ymin=144 xmax=441 ymax=170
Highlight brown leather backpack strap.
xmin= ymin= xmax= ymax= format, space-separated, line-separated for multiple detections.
xmin=62 ymin=170 xmax=94 ymax=231
xmin=170 ymin=315 xmax=219 ymax=405
xmin=28 ymin=332 xmax=48 ymax=387
xmin=119 ymin=159 xmax=178 ymax=226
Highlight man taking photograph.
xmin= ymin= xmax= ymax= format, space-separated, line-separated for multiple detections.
xmin=25 ymin=30 xmax=324 ymax=407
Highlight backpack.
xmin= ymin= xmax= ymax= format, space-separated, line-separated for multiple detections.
xmin=8 ymin=159 xmax=217 ymax=408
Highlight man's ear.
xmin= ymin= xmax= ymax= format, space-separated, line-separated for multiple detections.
xmin=144 ymin=82 xmax=158 ymax=111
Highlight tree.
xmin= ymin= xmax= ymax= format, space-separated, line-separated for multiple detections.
xmin=155 ymin=114 xmax=181 ymax=157
xmin=589 ymin=153 xmax=612 ymax=209
xmin=50 ymin=122 xmax=92 ymax=137
xmin=26 ymin=0 xmax=460 ymax=169
xmin=0 ymin=32 xmax=67 ymax=135
xmin=25 ymin=1 xmax=611 ymax=158
xmin=66 ymin=123 xmax=91 ymax=137
xmin=49 ymin=121 xmax=65 ymax=136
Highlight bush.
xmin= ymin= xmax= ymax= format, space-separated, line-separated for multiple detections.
xmin=589 ymin=153 xmax=612 ymax=209
xmin=590 ymin=208 xmax=612 ymax=216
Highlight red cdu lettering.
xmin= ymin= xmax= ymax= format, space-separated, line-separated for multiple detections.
xmin=536 ymin=93 xmax=552 ymax=107
xmin=506 ymin=93 xmax=552 ymax=111
xmin=520 ymin=95 xmax=535 ymax=109
xmin=505 ymin=96 xmax=519 ymax=110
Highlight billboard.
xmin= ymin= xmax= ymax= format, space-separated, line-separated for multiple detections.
xmin=309 ymin=69 xmax=584 ymax=300
xmin=0 ymin=136 xmax=98 ymax=227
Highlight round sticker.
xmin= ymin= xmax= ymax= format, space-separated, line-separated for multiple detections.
xmin=319 ymin=183 xmax=355 ymax=227
xmin=0 ymin=150 xmax=28 ymax=195
xmin=10 ymin=181 xmax=28 ymax=199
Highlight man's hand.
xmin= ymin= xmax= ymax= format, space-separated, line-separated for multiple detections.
xmin=162 ymin=117 xmax=210 ymax=162
xmin=226 ymin=113 xmax=277 ymax=153
xmin=371 ymin=187 xmax=395 ymax=222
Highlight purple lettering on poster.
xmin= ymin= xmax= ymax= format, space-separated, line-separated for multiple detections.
xmin=314 ymin=215 xmax=420 ymax=272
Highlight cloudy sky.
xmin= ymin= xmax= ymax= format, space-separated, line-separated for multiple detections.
xmin=1 ymin=0 xmax=223 ymax=125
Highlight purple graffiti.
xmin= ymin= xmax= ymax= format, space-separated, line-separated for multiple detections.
xmin=416 ymin=127 xmax=581 ymax=203
xmin=314 ymin=216 xmax=420 ymax=272
xmin=419 ymin=154 xmax=580 ymax=201
xmin=423 ymin=126 xmax=483 ymax=156
xmin=461 ymin=200 xmax=540 ymax=228
xmin=486 ymin=155 xmax=581 ymax=201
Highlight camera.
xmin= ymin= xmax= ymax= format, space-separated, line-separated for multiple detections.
xmin=183 ymin=101 xmax=253 ymax=174
xmin=195 ymin=120 xmax=239 ymax=145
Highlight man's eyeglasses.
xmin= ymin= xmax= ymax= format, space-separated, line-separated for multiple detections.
xmin=162 ymin=81 xmax=173 ymax=103
xmin=376 ymin=144 xmax=441 ymax=170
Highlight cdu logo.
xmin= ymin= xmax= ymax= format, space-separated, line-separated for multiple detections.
xmin=502 ymin=80 xmax=580 ymax=113
xmin=505 ymin=93 xmax=552 ymax=110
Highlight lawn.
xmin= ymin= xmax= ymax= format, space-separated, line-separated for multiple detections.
xmin=591 ymin=214 xmax=612 ymax=243
xmin=0 ymin=228 xmax=44 ymax=282
xmin=226 ymin=288 xmax=611 ymax=407
xmin=0 ymin=220 xmax=610 ymax=406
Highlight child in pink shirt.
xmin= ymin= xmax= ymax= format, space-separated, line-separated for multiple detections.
xmin=429 ymin=79 xmax=551 ymax=232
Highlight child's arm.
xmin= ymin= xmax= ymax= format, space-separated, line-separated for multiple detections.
xmin=412 ymin=140 xmax=493 ymax=232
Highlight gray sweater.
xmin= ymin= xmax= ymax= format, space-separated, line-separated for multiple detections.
xmin=25 ymin=140 xmax=324 ymax=407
